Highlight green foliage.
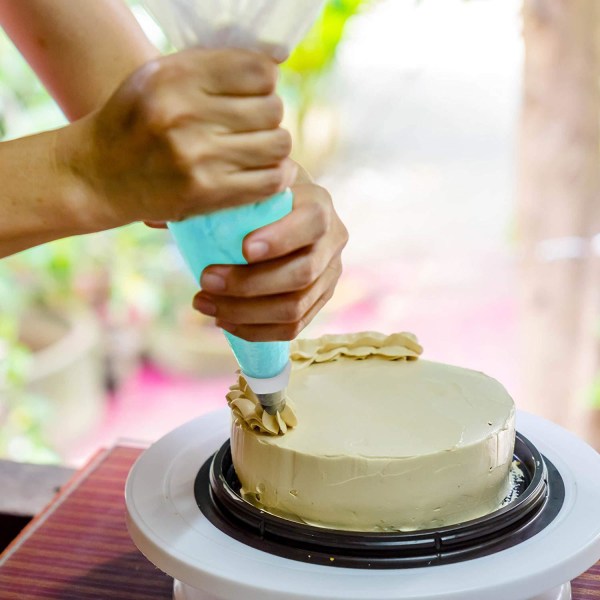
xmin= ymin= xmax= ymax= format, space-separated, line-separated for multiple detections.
xmin=0 ymin=313 xmax=58 ymax=463
xmin=284 ymin=0 xmax=372 ymax=77
xmin=279 ymin=0 xmax=374 ymax=147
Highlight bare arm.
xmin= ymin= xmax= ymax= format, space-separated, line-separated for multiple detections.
xmin=0 ymin=0 xmax=158 ymax=120
xmin=0 ymin=0 xmax=159 ymax=256
xmin=0 ymin=3 xmax=295 ymax=258
xmin=0 ymin=2 xmax=347 ymax=340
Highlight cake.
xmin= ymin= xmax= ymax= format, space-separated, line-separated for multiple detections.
xmin=227 ymin=332 xmax=516 ymax=532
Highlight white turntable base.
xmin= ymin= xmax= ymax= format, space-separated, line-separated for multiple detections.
xmin=126 ymin=409 xmax=600 ymax=600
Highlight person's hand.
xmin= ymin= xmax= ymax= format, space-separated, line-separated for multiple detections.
xmin=192 ymin=182 xmax=348 ymax=341
xmin=60 ymin=47 xmax=297 ymax=229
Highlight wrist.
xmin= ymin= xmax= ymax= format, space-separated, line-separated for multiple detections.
xmin=53 ymin=116 xmax=127 ymax=234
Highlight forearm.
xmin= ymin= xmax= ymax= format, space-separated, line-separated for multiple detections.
xmin=0 ymin=0 xmax=158 ymax=120
xmin=0 ymin=0 xmax=159 ymax=257
xmin=0 ymin=124 xmax=102 ymax=258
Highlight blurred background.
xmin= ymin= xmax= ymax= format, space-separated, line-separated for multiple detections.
xmin=1 ymin=0 xmax=599 ymax=466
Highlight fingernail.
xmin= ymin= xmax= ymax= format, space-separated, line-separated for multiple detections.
xmin=246 ymin=240 xmax=269 ymax=260
xmin=201 ymin=272 xmax=226 ymax=292
xmin=194 ymin=296 xmax=216 ymax=316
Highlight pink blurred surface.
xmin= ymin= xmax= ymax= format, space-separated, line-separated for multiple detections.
xmin=66 ymin=363 xmax=230 ymax=464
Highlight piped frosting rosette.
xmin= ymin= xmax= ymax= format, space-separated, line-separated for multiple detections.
xmin=227 ymin=377 xmax=298 ymax=436
xmin=226 ymin=331 xmax=423 ymax=436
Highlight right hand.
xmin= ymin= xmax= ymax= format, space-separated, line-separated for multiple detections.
xmin=60 ymin=48 xmax=297 ymax=229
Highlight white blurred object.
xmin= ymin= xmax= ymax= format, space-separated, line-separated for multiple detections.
xmin=142 ymin=0 xmax=324 ymax=61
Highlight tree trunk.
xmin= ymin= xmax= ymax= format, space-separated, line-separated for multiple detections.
xmin=517 ymin=0 xmax=600 ymax=449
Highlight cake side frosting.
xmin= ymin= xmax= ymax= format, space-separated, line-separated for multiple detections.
xmin=230 ymin=332 xmax=516 ymax=531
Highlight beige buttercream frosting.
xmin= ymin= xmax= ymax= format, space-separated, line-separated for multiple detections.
xmin=290 ymin=331 xmax=423 ymax=367
xmin=230 ymin=331 xmax=516 ymax=531
xmin=226 ymin=331 xmax=422 ymax=435
xmin=227 ymin=377 xmax=298 ymax=436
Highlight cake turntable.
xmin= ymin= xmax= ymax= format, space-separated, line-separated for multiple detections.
xmin=125 ymin=409 xmax=600 ymax=600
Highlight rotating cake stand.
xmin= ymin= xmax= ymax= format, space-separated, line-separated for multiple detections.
xmin=125 ymin=409 xmax=600 ymax=600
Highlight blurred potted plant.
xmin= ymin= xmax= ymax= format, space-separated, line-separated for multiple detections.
xmin=0 ymin=237 xmax=107 ymax=457
xmin=0 ymin=314 xmax=59 ymax=463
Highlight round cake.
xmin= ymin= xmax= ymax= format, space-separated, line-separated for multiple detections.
xmin=227 ymin=332 xmax=516 ymax=532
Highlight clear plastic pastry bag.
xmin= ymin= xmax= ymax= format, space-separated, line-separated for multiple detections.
xmin=142 ymin=0 xmax=324 ymax=61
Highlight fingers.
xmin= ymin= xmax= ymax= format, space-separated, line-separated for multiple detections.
xmin=197 ymin=48 xmax=278 ymax=96
xmin=132 ymin=89 xmax=284 ymax=138
xmin=215 ymin=159 xmax=298 ymax=207
xmin=242 ymin=183 xmax=332 ymax=262
xmin=200 ymin=243 xmax=330 ymax=298
xmin=122 ymin=52 xmax=284 ymax=140
xmin=219 ymin=128 xmax=292 ymax=167
xmin=151 ymin=48 xmax=278 ymax=97
xmin=193 ymin=258 xmax=341 ymax=341
xmin=218 ymin=288 xmax=335 ymax=342
xmin=206 ymin=94 xmax=284 ymax=132
xmin=191 ymin=181 xmax=348 ymax=341
xmin=166 ymin=125 xmax=291 ymax=169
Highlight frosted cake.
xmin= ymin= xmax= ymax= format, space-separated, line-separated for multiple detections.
xmin=226 ymin=332 xmax=516 ymax=532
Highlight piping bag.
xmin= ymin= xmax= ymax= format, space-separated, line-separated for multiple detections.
xmin=142 ymin=0 xmax=324 ymax=415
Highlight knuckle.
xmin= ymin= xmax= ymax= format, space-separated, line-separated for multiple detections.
xmin=323 ymin=286 xmax=336 ymax=305
xmin=165 ymin=131 xmax=194 ymax=171
xmin=277 ymin=323 xmax=299 ymax=340
xmin=288 ymin=321 xmax=305 ymax=339
xmin=339 ymin=221 xmax=350 ymax=248
xmin=279 ymin=296 xmax=306 ymax=322
xmin=135 ymin=58 xmax=164 ymax=90
xmin=218 ymin=50 xmax=277 ymax=93
xmin=231 ymin=277 xmax=253 ymax=298
xmin=293 ymin=258 xmax=318 ymax=289
xmin=309 ymin=200 xmax=331 ymax=236
xmin=138 ymin=95 xmax=175 ymax=134
xmin=259 ymin=169 xmax=285 ymax=197
xmin=333 ymin=257 xmax=344 ymax=277
xmin=340 ymin=216 xmax=349 ymax=237
xmin=272 ymin=128 xmax=292 ymax=159
xmin=264 ymin=95 xmax=284 ymax=128
xmin=187 ymin=167 xmax=216 ymax=201
xmin=246 ymin=55 xmax=278 ymax=91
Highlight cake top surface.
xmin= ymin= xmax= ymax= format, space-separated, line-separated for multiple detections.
xmin=278 ymin=356 xmax=514 ymax=457
xmin=229 ymin=332 xmax=515 ymax=458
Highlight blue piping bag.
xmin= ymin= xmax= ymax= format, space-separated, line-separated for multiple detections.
xmin=168 ymin=189 xmax=293 ymax=413
xmin=141 ymin=0 xmax=325 ymax=412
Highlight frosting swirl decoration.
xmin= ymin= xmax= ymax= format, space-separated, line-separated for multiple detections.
xmin=226 ymin=332 xmax=423 ymax=436
xmin=290 ymin=331 xmax=423 ymax=368
xmin=227 ymin=376 xmax=298 ymax=435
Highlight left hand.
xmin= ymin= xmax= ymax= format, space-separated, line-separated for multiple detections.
xmin=192 ymin=182 xmax=348 ymax=341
